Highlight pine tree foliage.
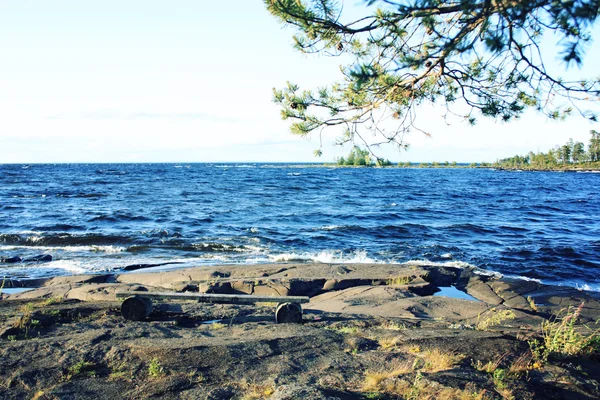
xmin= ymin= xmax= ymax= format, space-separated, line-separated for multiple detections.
xmin=266 ymin=0 xmax=600 ymax=156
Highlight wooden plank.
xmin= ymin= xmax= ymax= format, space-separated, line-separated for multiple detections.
xmin=115 ymin=291 xmax=310 ymax=304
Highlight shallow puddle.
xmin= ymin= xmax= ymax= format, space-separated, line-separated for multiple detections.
xmin=1 ymin=288 xmax=34 ymax=294
xmin=432 ymin=286 xmax=479 ymax=301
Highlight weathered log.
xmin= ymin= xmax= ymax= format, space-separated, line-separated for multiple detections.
xmin=121 ymin=296 xmax=153 ymax=321
xmin=116 ymin=291 xmax=308 ymax=323
xmin=275 ymin=302 xmax=303 ymax=324
xmin=115 ymin=291 xmax=309 ymax=304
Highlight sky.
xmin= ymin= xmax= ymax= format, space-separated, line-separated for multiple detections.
xmin=1 ymin=0 xmax=599 ymax=164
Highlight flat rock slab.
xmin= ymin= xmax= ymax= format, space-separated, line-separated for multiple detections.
xmin=305 ymin=285 xmax=492 ymax=321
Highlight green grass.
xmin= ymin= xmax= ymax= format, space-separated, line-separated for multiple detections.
xmin=326 ymin=326 xmax=360 ymax=334
xmin=530 ymin=303 xmax=600 ymax=361
xmin=386 ymin=276 xmax=412 ymax=286
xmin=66 ymin=360 xmax=97 ymax=380
xmin=148 ymin=358 xmax=165 ymax=378
xmin=476 ymin=308 xmax=516 ymax=331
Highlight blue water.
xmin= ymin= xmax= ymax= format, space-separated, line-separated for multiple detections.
xmin=0 ymin=164 xmax=598 ymax=290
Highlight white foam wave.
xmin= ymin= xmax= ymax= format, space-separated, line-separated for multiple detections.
xmin=319 ymin=225 xmax=343 ymax=231
xmin=215 ymin=164 xmax=256 ymax=168
xmin=0 ymin=245 xmax=126 ymax=253
xmin=404 ymin=259 xmax=478 ymax=269
xmin=12 ymin=230 xmax=44 ymax=235
xmin=38 ymin=260 xmax=89 ymax=275
xmin=504 ymin=274 xmax=543 ymax=283
xmin=269 ymin=249 xmax=378 ymax=264
xmin=575 ymin=283 xmax=600 ymax=292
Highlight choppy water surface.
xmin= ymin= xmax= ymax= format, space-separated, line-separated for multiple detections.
xmin=1 ymin=164 xmax=598 ymax=290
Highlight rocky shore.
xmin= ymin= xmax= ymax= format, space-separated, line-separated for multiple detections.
xmin=1 ymin=263 xmax=599 ymax=399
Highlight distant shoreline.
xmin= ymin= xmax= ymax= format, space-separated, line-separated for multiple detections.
xmin=2 ymin=162 xmax=599 ymax=172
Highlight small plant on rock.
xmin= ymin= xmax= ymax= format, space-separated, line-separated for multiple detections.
xmin=148 ymin=358 xmax=165 ymax=378
xmin=476 ymin=308 xmax=516 ymax=331
xmin=326 ymin=325 xmax=359 ymax=334
xmin=65 ymin=360 xmax=96 ymax=381
xmin=386 ymin=276 xmax=412 ymax=286
xmin=530 ymin=302 xmax=600 ymax=362
xmin=380 ymin=320 xmax=406 ymax=331
xmin=527 ymin=296 xmax=538 ymax=312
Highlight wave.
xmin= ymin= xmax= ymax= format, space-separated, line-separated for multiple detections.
xmin=269 ymin=249 xmax=378 ymax=264
xmin=33 ymin=224 xmax=86 ymax=232
xmin=0 ymin=260 xmax=90 ymax=278
xmin=574 ymin=282 xmax=600 ymax=292
xmin=0 ymin=233 xmax=132 ymax=246
xmin=95 ymin=169 xmax=127 ymax=175
xmin=187 ymin=242 xmax=261 ymax=253
xmin=315 ymin=224 xmax=432 ymax=236
xmin=125 ymin=242 xmax=263 ymax=254
xmin=0 ymin=244 xmax=125 ymax=253
xmin=404 ymin=259 xmax=478 ymax=270
xmin=445 ymin=223 xmax=496 ymax=235
xmin=90 ymin=213 xmax=151 ymax=222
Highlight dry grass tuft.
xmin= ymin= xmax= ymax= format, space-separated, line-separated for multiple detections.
xmin=419 ymin=348 xmax=465 ymax=372
xmin=378 ymin=336 xmax=401 ymax=350
xmin=209 ymin=322 xmax=227 ymax=330
xmin=508 ymin=351 xmax=537 ymax=376
xmin=239 ymin=382 xmax=276 ymax=400
xmin=362 ymin=360 xmax=414 ymax=391
xmin=367 ymin=372 xmax=491 ymax=399
xmin=538 ymin=303 xmax=599 ymax=359
xmin=380 ymin=320 xmax=406 ymax=331
xmin=363 ymin=347 xmax=464 ymax=394
xmin=476 ymin=308 xmax=516 ymax=331
xmin=526 ymin=296 xmax=538 ymax=312
xmin=473 ymin=352 xmax=509 ymax=374
xmin=386 ymin=276 xmax=413 ymax=286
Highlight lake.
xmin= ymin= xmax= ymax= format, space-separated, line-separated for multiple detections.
xmin=1 ymin=163 xmax=598 ymax=291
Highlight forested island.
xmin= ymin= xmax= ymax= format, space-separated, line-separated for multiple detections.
xmin=334 ymin=130 xmax=600 ymax=171
xmin=492 ymin=130 xmax=600 ymax=171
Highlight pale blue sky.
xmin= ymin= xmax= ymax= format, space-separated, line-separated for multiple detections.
xmin=1 ymin=0 xmax=599 ymax=163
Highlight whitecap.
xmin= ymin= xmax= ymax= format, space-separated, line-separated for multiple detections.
xmin=0 ymin=245 xmax=126 ymax=253
xmin=269 ymin=249 xmax=378 ymax=264
xmin=319 ymin=225 xmax=342 ymax=231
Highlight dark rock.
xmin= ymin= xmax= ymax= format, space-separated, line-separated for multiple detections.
xmin=173 ymin=283 xmax=199 ymax=293
xmin=230 ymin=281 xmax=253 ymax=294
xmin=2 ymin=256 xmax=22 ymax=263
xmin=200 ymin=282 xmax=233 ymax=294
xmin=23 ymin=254 xmax=52 ymax=262
xmin=322 ymin=278 xmax=372 ymax=291
xmin=271 ymin=384 xmax=335 ymax=400
xmin=122 ymin=261 xmax=184 ymax=271
xmin=0 ymin=326 xmax=21 ymax=339
xmin=253 ymin=282 xmax=290 ymax=296
xmin=204 ymin=386 xmax=235 ymax=400
xmin=343 ymin=336 xmax=378 ymax=352
xmin=289 ymin=278 xmax=326 ymax=296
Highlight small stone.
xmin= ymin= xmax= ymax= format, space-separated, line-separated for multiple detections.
xmin=2 ymin=256 xmax=22 ymax=263
xmin=173 ymin=283 xmax=198 ymax=293
xmin=24 ymin=254 xmax=52 ymax=262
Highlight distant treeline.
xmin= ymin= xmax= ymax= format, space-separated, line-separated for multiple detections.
xmin=335 ymin=131 xmax=600 ymax=170
xmin=335 ymin=147 xmax=487 ymax=168
xmin=493 ymin=130 xmax=600 ymax=170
